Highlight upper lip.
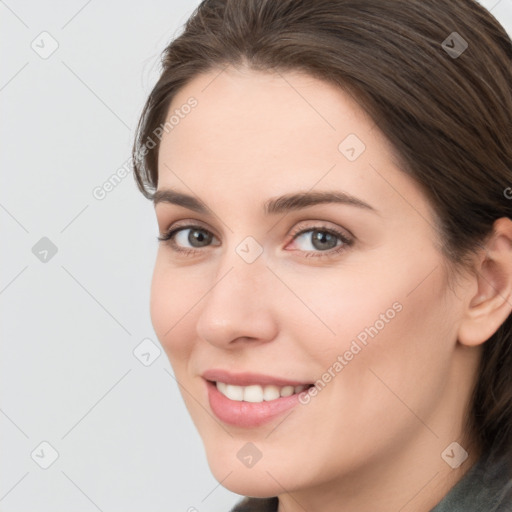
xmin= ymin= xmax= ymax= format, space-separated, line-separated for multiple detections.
xmin=202 ymin=369 xmax=312 ymax=387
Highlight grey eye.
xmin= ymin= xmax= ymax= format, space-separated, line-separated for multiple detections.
xmin=294 ymin=229 xmax=341 ymax=251
xmin=176 ymin=228 xmax=214 ymax=248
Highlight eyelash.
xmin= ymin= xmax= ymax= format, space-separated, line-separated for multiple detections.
xmin=157 ymin=223 xmax=353 ymax=259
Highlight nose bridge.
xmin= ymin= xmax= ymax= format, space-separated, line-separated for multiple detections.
xmin=215 ymin=259 xmax=261 ymax=302
xmin=210 ymin=233 xmax=270 ymax=304
xmin=195 ymin=240 xmax=277 ymax=346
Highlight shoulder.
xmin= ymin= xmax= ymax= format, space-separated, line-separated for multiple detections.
xmin=431 ymin=450 xmax=512 ymax=512
xmin=229 ymin=496 xmax=279 ymax=512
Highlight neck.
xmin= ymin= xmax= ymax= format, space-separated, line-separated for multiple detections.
xmin=277 ymin=434 xmax=481 ymax=512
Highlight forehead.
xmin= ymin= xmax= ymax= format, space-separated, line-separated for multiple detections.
xmin=156 ymin=66 xmax=433 ymax=225
xmin=160 ymin=66 xmax=376 ymax=166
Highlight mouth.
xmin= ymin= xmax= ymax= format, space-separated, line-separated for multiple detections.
xmin=203 ymin=371 xmax=315 ymax=428
xmin=208 ymin=380 xmax=314 ymax=403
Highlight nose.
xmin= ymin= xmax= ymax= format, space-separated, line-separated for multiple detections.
xmin=195 ymin=255 xmax=279 ymax=349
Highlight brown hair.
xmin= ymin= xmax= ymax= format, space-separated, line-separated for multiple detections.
xmin=132 ymin=0 xmax=512 ymax=461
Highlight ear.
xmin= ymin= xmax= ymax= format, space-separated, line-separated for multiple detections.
xmin=458 ymin=217 xmax=512 ymax=347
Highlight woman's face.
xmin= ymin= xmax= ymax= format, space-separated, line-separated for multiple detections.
xmin=151 ymin=66 xmax=480 ymax=499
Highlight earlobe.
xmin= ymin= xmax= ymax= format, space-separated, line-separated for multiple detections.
xmin=457 ymin=217 xmax=512 ymax=347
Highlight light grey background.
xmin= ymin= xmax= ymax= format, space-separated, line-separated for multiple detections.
xmin=1 ymin=1 xmax=511 ymax=511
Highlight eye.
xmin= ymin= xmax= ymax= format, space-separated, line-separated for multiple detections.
xmin=287 ymin=226 xmax=353 ymax=257
xmin=157 ymin=222 xmax=353 ymax=259
xmin=157 ymin=225 xmax=219 ymax=253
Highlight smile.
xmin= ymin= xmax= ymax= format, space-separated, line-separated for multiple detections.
xmin=205 ymin=379 xmax=315 ymax=428
xmin=214 ymin=381 xmax=311 ymax=403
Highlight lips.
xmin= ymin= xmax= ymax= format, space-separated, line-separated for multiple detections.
xmin=205 ymin=380 xmax=307 ymax=427
xmin=201 ymin=368 xmax=312 ymax=387
xmin=202 ymin=369 xmax=314 ymax=427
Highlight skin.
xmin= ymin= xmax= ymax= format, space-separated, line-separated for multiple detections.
xmin=150 ymin=65 xmax=512 ymax=512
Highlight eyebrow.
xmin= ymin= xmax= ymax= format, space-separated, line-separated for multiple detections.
xmin=152 ymin=189 xmax=377 ymax=215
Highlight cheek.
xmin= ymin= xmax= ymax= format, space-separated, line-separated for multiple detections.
xmin=279 ymin=262 xmax=405 ymax=357
xmin=289 ymin=251 xmax=455 ymax=397
xmin=149 ymin=257 xmax=200 ymax=362
xmin=315 ymin=262 xmax=454 ymax=425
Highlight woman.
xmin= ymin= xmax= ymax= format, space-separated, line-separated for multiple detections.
xmin=132 ymin=0 xmax=512 ymax=510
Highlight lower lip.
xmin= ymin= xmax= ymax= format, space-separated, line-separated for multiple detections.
xmin=206 ymin=380 xmax=306 ymax=428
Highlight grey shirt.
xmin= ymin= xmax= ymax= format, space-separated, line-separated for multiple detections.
xmin=230 ymin=450 xmax=512 ymax=511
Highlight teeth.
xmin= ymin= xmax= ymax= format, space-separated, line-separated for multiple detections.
xmin=263 ymin=385 xmax=280 ymax=401
xmin=215 ymin=382 xmax=308 ymax=403
xmin=244 ymin=385 xmax=263 ymax=403
xmin=280 ymin=385 xmax=294 ymax=397
xmin=225 ymin=384 xmax=243 ymax=401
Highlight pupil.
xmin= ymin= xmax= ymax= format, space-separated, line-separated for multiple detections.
xmin=312 ymin=230 xmax=336 ymax=250
xmin=189 ymin=229 xmax=211 ymax=247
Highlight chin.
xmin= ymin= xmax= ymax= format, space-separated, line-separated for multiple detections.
xmin=213 ymin=469 xmax=283 ymax=498
xmin=204 ymin=446 xmax=292 ymax=497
